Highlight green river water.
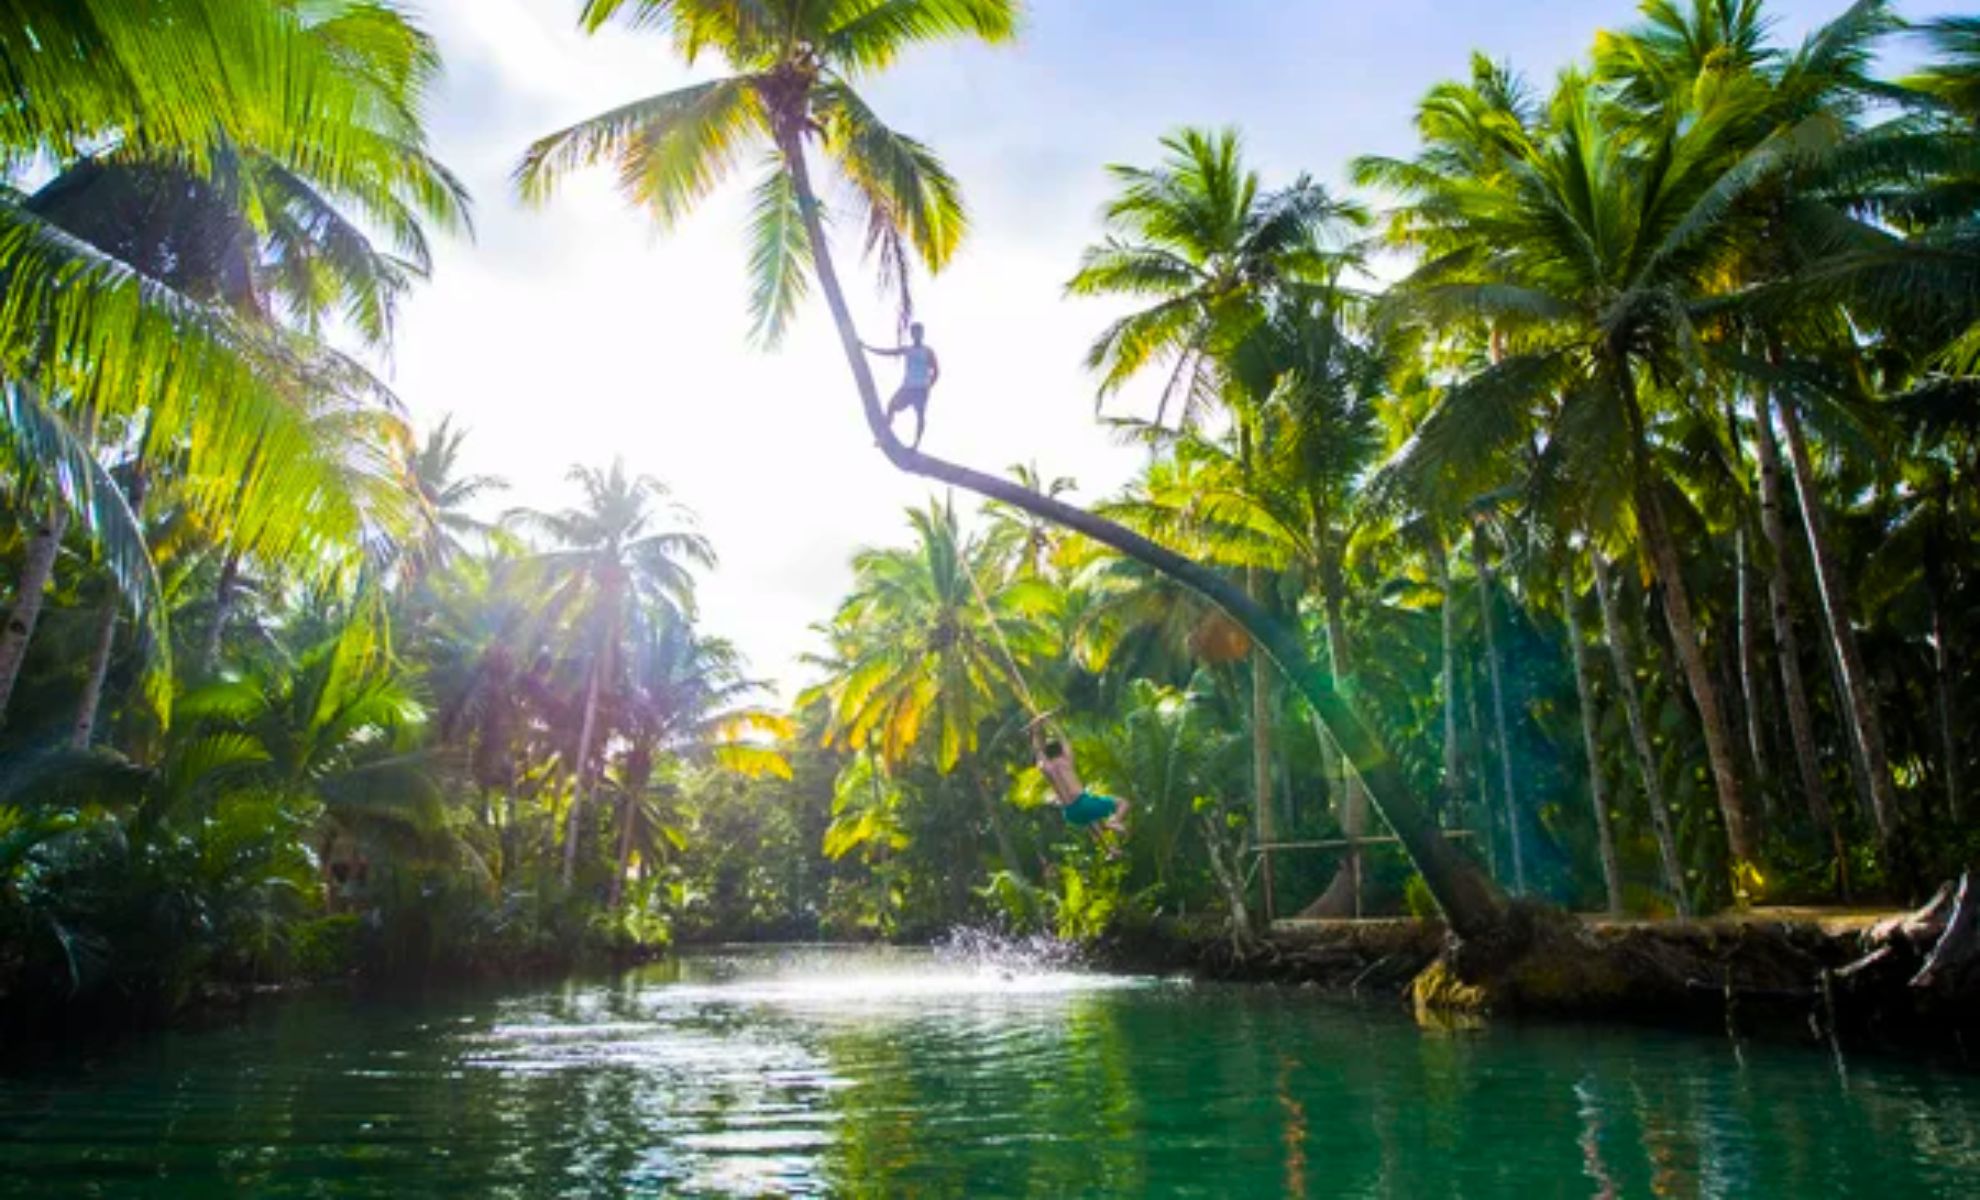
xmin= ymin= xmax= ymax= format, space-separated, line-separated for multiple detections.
xmin=3 ymin=945 xmax=1977 ymax=1197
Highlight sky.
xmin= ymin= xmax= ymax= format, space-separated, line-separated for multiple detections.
xmin=387 ymin=0 xmax=1958 ymax=698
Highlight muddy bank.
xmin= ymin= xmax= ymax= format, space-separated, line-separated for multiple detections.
xmin=1099 ymin=898 xmax=1980 ymax=1067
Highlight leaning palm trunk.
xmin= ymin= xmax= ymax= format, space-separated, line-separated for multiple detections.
xmin=778 ymin=136 xmax=1508 ymax=941
xmin=1592 ymin=553 xmax=1690 ymax=917
xmin=1774 ymin=400 xmax=1906 ymax=872
xmin=0 ymin=506 xmax=69 ymax=722
xmin=1472 ymin=526 xmax=1525 ymax=894
xmin=1563 ymin=577 xmax=1624 ymax=916
xmin=1753 ymin=405 xmax=1845 ymax=887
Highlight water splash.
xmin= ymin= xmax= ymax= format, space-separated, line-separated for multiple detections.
xmin=932 ymin=926 xmax=1086 ymax=975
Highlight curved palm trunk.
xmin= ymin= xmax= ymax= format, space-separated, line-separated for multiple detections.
xmin=1753 ymin=405 xmax=1844 ymax=886
xmin=1472 ymin=526 xmax=1525 ymax=895
xmin=0 ymin=506 xmax=69 ymax=722
xmin=1774 ymin=401 xmax=1906 ymax=870
xmin=1563 ymin=577 xmax=1624 ymax=916
xmin=779 ymin=139 xmax=1508 ymax=941
xmin=1249 ymin=574 xmax=1277 ymax=921
xmin=1592 ymin=553 xmax=1690 ymax=917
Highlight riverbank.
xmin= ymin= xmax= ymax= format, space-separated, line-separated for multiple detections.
xmin=1100 ymin=897 xmax=1980 ymax=1067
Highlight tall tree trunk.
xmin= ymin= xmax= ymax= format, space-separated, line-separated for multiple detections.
xmin=1633 ymin=477 xmax=1760 ymax=869
xmin=1774 ymin=400 xmax=1907 ymax=871
xmin=1248 ymin=567 xmax=1277 ymax=922
xmin=1472 ymin=524 xmax=1525 ymax=895
xmin=0 ymin=506 xmax=68 ymax=722
xmin=1430 ymin=532 xmax=1464 ymax=822
xmin=1932 ymin=593 xmax=1961 ymax=828
xmin=1592 ymin=553 xmax=1691 ymax=917
xmin=1563 ymin=576 xmax=1624 ymax=916
xmin=1465 ymin=660 xmax=1498 ymax=878
xmin=778 ymin=136 xmax=1508 ymax=940
xmin=1619 ymin=366 xmax=1759 ymax=871
xmin=609 ymin=791 xmax=639 ymax=910
xmin=1736 ymin=529 xmax=1774 ymax=806
xmin=199 ymin=551 xmax=242 ymax=678
xmin=1305 ymin=553 xmax=1370 ymax=919
xmin=72 ymin=465 xmax=150 ymax=748
xmin=563 ymin=654 xmax=604 ymax=887
xmin=70 ymin=601 xmax=118 ymax=748
xmin=1753 ymin=404 xmax=1844 ymax=886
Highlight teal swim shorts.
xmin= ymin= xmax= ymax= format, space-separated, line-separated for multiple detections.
xmin=1062 ymin=791 xmax=1118 ymax=828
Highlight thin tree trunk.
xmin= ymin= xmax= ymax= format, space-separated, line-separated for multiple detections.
xmin=1620 ymin=367 xmax=1759 ymax=870
xmin=1248 ymin=567 xmax=1277 ymax=923
xmin=199 ymin=551 xmax=242 ymax=678
xmin=1736 ymin=529 xmax=1774 ymax=804
xmin=609 ymin=791 xmax=639 ymax=910
xmin=0 ymin=506 xmax=68 ymax=722
xmin=563 ymin=653 xmax=604 ymax=887
xmin=1564 ymin=576 xmax=1624 ymax=916
xmin=70 ymin=601 xmax=118 ymax=748
xmin=1472 ymin=524 xmax=1525 ymax=895
xmin=1634 ymin=480 xmax=1760 ymax=869
xmin=1753 ymin=404 xmax=1844 ymax=886
xmin=1775 ymin=400 xmax=1907 ymax=871
xmin=71 ymin=464 xmax=151 ymax=748
xmin=1431 ymin=532 xmax=1463 ymax=821
xmin=779 ymin=135 xmax=1508 ymax=939
xmin=1465 ymin=659 xmax=1497 ymax=879
xmin=1592 ymin=553 xmax=1691 ymax=917
xmin=1932 ymin=591 xmax=1961 ymax=827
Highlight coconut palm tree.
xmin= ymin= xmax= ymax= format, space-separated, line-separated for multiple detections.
xmin=1065 ymin=128 xmax=1365 ymax=430
xmin=402 ymin=417 xmax=509 ymax=588
xmin=0 ymin=0 xmax=466 ymax=726
xmin=1372 ymin=66 xmax=1773 ymax=874
xmin=507 ymin=461 xmax=715 ymax=885
xmin=518 ymin=0 xmax=1508 ymax=937
xmin=606 ymin=613 xmax=789 ymax=909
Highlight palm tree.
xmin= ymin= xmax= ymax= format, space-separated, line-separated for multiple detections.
xmin=1372 ymin=66 xmax=1773 ymax=875
xmin=607 ymin=613 xmax=789 ymax=909
xmin=1064 ymin=127 xmax=1364 ymax=430
xmin=0 ymin=0 xmax=466 ymax=725
xmin=508 ymin=461 xmax=715 ymax=885
xmin=518 ymin=0 xmax=1507 ymax=937
xmin=402 ymin=417 xmax=509 ymax=588
xmin=803 ymin=499 xmax=1048 ymax=875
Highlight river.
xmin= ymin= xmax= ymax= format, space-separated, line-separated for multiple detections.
xmin=2 ymin=944 xmax=1977 ymax=1196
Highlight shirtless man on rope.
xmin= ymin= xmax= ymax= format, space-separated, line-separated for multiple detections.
xmin=1031 ymin=716 xmax=1130 ymax=836
xmin=862 ymin=322 xmax=939 ymax=449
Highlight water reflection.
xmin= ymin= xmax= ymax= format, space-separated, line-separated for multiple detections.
xmin=1 ymin=946 xmax=1977 ymax=1197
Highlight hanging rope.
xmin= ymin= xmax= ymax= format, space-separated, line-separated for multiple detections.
xmin=958 ymin=537 xmax=1046 ymax=724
